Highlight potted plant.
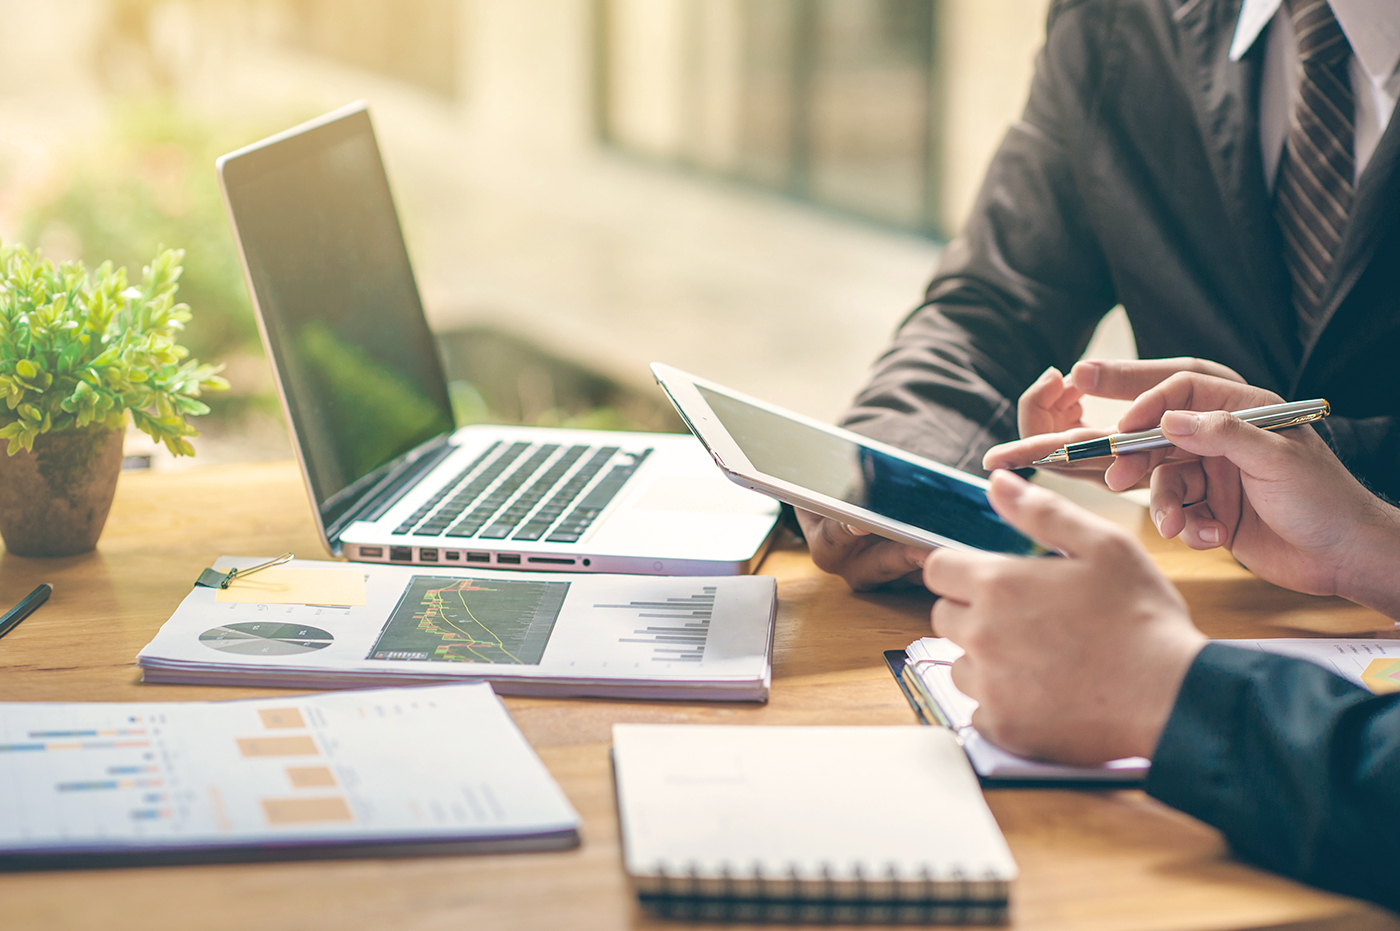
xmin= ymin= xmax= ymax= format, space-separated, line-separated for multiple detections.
xmin=0 ymin=242 xmax=227 ymax=556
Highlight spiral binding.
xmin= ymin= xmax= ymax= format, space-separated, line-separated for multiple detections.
xmin=638 ymin=859 xmax=1010 ymax=924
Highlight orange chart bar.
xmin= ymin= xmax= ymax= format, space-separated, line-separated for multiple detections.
xmin=258 ymin=708 xmax=308 ymax=729
xmin=236 ymin=735 xmax=319 ymax=757
xmin=261 ymin=796 xmax=353 ymax=824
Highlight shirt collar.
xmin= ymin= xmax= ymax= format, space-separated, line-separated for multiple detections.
xmin=1229 ymin=0 xmax=1281 ymax=62
xmin=1229 ymin=0 xmax=1400 ymax=84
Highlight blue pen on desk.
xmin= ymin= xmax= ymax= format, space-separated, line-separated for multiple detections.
xmin=0 ymin=583 xmax=52 ymax=641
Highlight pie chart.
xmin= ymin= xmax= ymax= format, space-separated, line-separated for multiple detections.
xmin=200 ymin=622 xmax=334 ymax=655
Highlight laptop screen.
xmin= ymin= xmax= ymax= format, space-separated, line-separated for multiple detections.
xmin=220 ymin=107 xmax=455 ymax=525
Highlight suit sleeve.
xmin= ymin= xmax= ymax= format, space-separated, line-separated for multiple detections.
xmin=840 ymin=3 xmax=1118 ymax=473
xmin=1313 ymin=416 xmax=1400 ymax=504
xmin=1147 ymin=643 xmax=1400 ymax=911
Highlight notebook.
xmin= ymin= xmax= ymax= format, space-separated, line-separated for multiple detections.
xmin=611 ymin=724 xmax=1017 ymax=923
xmin=216 ymin=102 xmax=781 ymax=576
xmin=0 ymin=683 xmax=578 ymax=868
xmin=137 ymin=557 xmax=776 ymax=701
xmin=890 ymin=640 xmax=1151 ymax=786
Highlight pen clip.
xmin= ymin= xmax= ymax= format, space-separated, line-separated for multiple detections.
xmin=195 ymin=553 xmax=294 ymax=590
xmin=1269 ymin=409 xmax=1328 ymax=429
xmin=221 ymin=553 xmax=294 ymax=588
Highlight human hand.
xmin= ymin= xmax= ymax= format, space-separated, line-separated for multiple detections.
xmin=1115 ymin=373 xmax=1400 ymax=617
xmin=983 ymin=358 xmax=1245 ymax=482
xmin=923 ymin=471 xmax=1205 ymax=764
xmin=795 ymin=509 xmax=928 ymax=591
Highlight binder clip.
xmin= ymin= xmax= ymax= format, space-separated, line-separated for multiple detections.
xmin=196 ymin=553 xmax=294 ymax=590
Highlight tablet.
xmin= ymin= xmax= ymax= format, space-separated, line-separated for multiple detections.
xmin=651 ymin=364 xmax=1047 ymax=556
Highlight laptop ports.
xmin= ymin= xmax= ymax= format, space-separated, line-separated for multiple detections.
xmin=496 ymin=554 xmax=521 ymax=565
xmin=466 ymin=552 xmax=491 ymax=563
xmin=359 ymin=546 xmax=384 ymax=558
xmin=444 ymin=551 xmax=461 ymax=560
xmin=389 ymin=546 xmax=412 ymax=562
xmin=419 ymin=548 xmax=439 ymax=562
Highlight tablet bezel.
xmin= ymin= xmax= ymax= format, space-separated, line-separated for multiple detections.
xmin=651 ymin=363 xmax=1043 ymax=555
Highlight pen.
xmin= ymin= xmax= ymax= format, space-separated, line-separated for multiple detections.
xmin=1033 ymin=399 xmax=1330 ymax=464
xmin=0 ymin=583 xmax=52 ymax=641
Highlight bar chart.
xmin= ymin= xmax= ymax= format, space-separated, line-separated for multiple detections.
xmin=607 ymin=585 xmax=716 ymax=663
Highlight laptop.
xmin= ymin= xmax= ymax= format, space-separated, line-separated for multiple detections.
xmin=216 ymin=103 xmax=781 ymax=575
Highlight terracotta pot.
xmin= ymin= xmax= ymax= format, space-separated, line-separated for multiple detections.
xmin=0 ymin=428 xmax=124 ymax=557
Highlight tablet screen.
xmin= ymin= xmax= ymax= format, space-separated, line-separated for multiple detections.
xmin=697 ymin=387 xmax=1042 ymax=555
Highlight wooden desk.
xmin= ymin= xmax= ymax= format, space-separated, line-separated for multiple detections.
xmin=1 ymin=462 xmax=1396 ymax=931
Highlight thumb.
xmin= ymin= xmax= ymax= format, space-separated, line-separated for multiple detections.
xmin=985 ymin=470 xmax=1118 ymax=558
xmin=1159 ymin=410 xmax=1292 ymax=478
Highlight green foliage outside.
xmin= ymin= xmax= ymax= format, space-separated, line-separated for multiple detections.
xmin=0 ymin=243 xmax=228 ymax=456
xmin=18 ymin=100 xmax=267 ymax=386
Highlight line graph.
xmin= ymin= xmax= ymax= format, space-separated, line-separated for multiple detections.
xmin=367 ymin=576 xmax=569 ymax=665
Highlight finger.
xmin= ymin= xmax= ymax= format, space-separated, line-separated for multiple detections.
xmin=983 ymin=425 xmax=1108 ymax=470
xmin=841 ymin=540 xmax=930 ymax=591
xmin=802 ymin=512 xmax=865 ymax=558
xmin=1018 ymin=367 xmax=1072 ymax=435
xmin=800 ymin=513 xmax=926 ymax=588
xmin=1158 ymin=409 xmax=1299 ymax=480
xmin=985 ymin=470 xmax=1121 ymax=558
xmin=1072 ymin=357 xmax=1245 ymax=401
xmin=1117 ymin=372 xmax=1283 ymax=432
xmin=923 ymin=547 xmax=990 ymax=603
xmin=948 ymin=654 xmax=979 ymax=701
xmin=1149 ymin=460 xmax=1207 ymax=538
xmin=930 ymin=596 xmax=969 ymax=640
xmin=1179 ymin=455 xmax=1242 ymax=549
xmin=1102 ymin=447 xmax=1176 ymax=491
xmin=1033 ymin=366 xmax=1086 ymax=417
xmin=1051 ymin=383 xmax=1085 ymax=414
xmin=1179 ymin=501 xmax=1226 ymax=549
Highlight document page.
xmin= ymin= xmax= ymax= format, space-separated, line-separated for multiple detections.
xmin=138 ymin=559 xmax=775 ymax=700
xmin=1217 ymin=638 xmax=1400 ymax=692
xmin=0 ymin=683 xmax=578 ymax=859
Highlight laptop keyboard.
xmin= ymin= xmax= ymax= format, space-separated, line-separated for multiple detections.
xmin=391 ymin=440 xmax=653 ymax=544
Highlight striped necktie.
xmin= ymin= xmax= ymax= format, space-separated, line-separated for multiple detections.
xmin=1273 ymin=0 xmax=1355 ymax=341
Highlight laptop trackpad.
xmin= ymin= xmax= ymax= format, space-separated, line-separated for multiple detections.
xmin=631 ymin=477 xmax=764 ymax=514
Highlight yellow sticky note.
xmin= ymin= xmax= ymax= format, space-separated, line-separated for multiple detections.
xmin=1361 ymin=658 xmax=1400 ymax=695
xmin=215 ymin=569 xmax=366 ymax=606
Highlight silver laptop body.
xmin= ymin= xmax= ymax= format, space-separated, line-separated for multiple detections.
xmin=217 ymin=103 xmax=780 ymax=575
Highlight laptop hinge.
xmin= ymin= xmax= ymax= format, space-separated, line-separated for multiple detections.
xmin=323 ymin=436 xmax=456 ymax=548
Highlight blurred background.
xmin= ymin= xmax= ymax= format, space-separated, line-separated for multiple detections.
xmin=0 ymin=0 xmax=1131 ymax=469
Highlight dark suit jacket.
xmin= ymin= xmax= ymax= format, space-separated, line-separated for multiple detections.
xmin=842 ymin=0 xmax=1400 ymax=499
xmin=1148 ymin=644 xmax=1400 ymax=911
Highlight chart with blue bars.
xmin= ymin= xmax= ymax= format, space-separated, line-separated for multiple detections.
xmin=0 ymin=714 xmax=175 ymax=827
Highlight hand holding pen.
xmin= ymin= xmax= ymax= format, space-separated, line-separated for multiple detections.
xmin=983 ymin=358 xmax=1252 ymax=485
xmin=1032 ymin=398 xmax=1329 ymax=464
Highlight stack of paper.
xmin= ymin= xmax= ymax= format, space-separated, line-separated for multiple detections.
xmin=138 ymin=559 xmax=776 ymax=701
xmin=0 ymin=683 xmax=578 ymax=866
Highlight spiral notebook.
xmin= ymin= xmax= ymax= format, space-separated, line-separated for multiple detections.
xmin=611 ymin=724 xmax=1016 ymax=923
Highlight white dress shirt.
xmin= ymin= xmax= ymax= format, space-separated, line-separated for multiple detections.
xmin=1230 ymin=0 xmax=1400 ymax=187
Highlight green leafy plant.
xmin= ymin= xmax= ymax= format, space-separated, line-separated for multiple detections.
xmin=0 ymin=242 xmax=229 ymax=456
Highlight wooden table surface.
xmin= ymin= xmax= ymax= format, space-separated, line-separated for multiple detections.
xmin=1 ymin=461 xmax=1396 ymax=931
